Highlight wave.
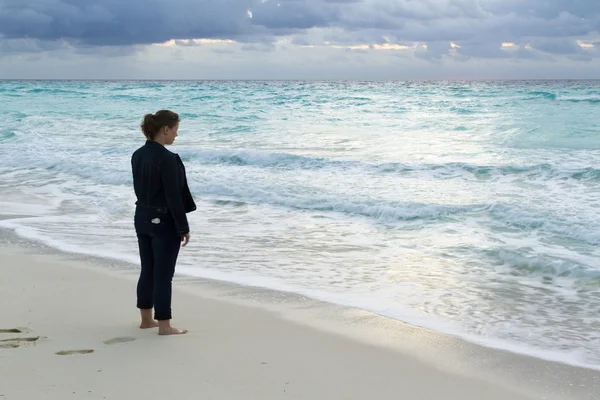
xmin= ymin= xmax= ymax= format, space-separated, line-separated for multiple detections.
xmin=0 ymin=129 xmax=17 ymax=142
xmin=449 ymin=106 xmax=477 ymax=114
xmin=179 ymin=149 xmax=600 ymax=182
xmin=109 ymin=83 xmax=165 ymax=91
xmin=556 ymin=94 xmax=600 ymax=103
xmin=188 ymin=179 xmax=480 ymax=222
xmin=4 ymin=156 xmax=598 ymax=242
xmin=178 ymin=149 xmax=336 ymax=169
xmin=0 ymin=149 xmax=479 ymax=224
xmin=25 ymin=88 xmax=86 ymax=95
xmin=189 ymin=95 xmax=215 ymax=101
xmin=487 ymin=203 xmax=600 ymax=245
xmin=7 ymin=156 xmax=596 ymax=239
xmin=4 ymin=141 xmax=597 ymax=191
xmin=527 ymin=91 xmax=600 ymax=103
xmin=108 ymin=94 xmax=148 ymax=100
xmin=527 ymin=91 xmax=557 ymax=100
xmin=483 ymin=248 xmax=600 ymax=279
xmin=0 ymin=86 xmax=26 ymax=92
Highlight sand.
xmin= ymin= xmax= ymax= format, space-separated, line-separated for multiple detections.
xmin=1 ymin=241 xmax=599 ymax=400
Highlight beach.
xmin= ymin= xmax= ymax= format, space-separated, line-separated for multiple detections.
xmin=3 ymin=80 xmax=600 ymax=368
xmin=1 ymin=233 xmax=599 ymax=400
xmin=2 ymin=0 xmax=600 ymax=396
xmin=2 ymin=80 xmax=600 ymax=399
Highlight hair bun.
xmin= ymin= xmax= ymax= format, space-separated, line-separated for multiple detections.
xmin=140 ymin=110 xmax=180 ymax=140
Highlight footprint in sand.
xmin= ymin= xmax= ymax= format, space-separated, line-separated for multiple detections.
xmin=0 ymin=327 xmax=31 ymax=334
xmin=103 ymin=337 xmax=136 ymax=345
xmin=0 ymin=328 xmax=39 ymax=349
xmin=0 ymin=336 xmax=39 ymax=343
xmin=0 ymin=328 xmax=22 ymax=333
xmin=55 ymin=349 xmax=95 ymax=356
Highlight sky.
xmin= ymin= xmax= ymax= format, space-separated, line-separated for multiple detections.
xmin=0 ymin=0 xmax=599 ymax=80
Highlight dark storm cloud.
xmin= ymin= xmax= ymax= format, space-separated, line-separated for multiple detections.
xmin=0 ymin=0 xmax=599 ymax=59
xmin=0 ymin=0 xmax=254 ymax=45
xmin=333 ymin=1 xmax=595 ymax=45
xmin=0 ymin=0 xmax=342 ymax=45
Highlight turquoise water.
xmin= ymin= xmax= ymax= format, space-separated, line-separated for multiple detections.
xmin=1 ymin=80 xmax=600 ymax=368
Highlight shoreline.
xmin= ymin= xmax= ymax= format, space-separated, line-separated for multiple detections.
xmin=1 ymin=227 xmax=599 ymax=399
xmin=2 ymin=220 xmax=600 ymax=373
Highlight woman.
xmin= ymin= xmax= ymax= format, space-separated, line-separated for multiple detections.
xmin=131 ymin=110 xmax=196 ymax=335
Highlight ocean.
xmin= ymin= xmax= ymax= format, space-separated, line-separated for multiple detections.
xmin=1 ymin=79 xmax=599 ymax=369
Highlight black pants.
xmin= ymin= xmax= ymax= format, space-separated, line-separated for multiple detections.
xmin=134 ymin=206 xmax=181 ymax=321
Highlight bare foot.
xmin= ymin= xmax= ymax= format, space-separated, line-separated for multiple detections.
xmin=139 ymin=321 xmax=159 ymax=329
xmin=139 ymin=309 xmax=158 ymax=329
xmin=157 ymin=319 xmax=187 ymax=335
xmin=158 ymin=327 xmax=188 ymax=336
xmin=158 ymin=327 xmax=187 ymax=335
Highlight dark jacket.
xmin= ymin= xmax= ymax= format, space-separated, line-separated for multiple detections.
xmin=131 ymin=140 xmax=197 ymax=235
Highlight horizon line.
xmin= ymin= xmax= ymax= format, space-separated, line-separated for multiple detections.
xmin=2 ymin=78 xmax=600 ymax=82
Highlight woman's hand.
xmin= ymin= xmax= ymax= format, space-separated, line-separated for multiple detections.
xmin=181 ymin=233 xmax=190 ymax=247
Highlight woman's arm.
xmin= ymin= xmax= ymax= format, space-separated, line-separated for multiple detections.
xmin=160 ymin=153 xmax=189 ymax=236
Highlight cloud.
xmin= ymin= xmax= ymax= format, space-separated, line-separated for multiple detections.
xmin=0 ymin=0 xmax=599 ymax=65
xmin=250 ymin=1 xmax=340 ymax=30
xmin=3 ymin=38 xmax=600 ymax=81
xmin=241 ymin=43 xmax=277 ymax=52
xmin=529 ymin=38 xmax=593 ymax=55
xmin=0 ymin=38 xmax=70 ymax=54
xmin=0 ymin=0 xmax=254 ymax=45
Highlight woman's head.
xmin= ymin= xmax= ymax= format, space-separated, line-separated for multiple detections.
xmin=141 ymin=110 xmax=180 ymax=144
